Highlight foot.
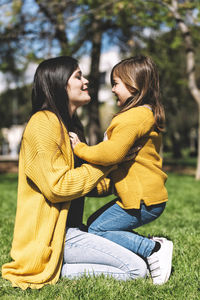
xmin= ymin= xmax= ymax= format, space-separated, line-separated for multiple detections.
xmin=147 ymin=237 xmax=173 ymax=285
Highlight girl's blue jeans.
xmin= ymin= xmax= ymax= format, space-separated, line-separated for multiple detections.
xmin=88 ymin=200 xmax=166 ymax=258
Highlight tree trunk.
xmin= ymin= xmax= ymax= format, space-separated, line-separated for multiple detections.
xmin=171 ymin=132 xmax=182 ymax=158
xmin=196 ymin=102 xmax=200 ymax=179
xmin=36 ymin=0 xmax=70 ymax=55
xmin=167 ymin=0 xmax=200 ymax=179
xmin=87 ymin=19 xmax=102 ymax=145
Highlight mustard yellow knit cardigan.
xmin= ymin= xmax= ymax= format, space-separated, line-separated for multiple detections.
xmin=74 ymin=106 xmax=168 ymax=209
xmin=2 ymin=111 xmax=112 ymax=290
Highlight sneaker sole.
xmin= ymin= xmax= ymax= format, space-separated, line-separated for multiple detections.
xmin=150 ymin=238 xmax=174 ymax=285
xmin=164 ymin=240 xmax=173 ymax=283
xmin=154 ymin=240 xmax=173 ymax=285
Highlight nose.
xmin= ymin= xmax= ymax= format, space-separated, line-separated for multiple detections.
xmin=83 ymin=77 xmax=89 ymax=84
xmin=112 ymin=86 xmax=115 ymax=93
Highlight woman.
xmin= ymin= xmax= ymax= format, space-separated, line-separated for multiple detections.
xmin=2 ymin=56 xmax=147 ymax=290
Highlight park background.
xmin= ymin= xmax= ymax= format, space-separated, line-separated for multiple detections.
xmin=0 ymin=1 xmax=200 ymax=299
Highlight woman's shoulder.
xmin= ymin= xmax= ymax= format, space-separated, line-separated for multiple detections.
xmin=24 ymin=111 xmax=60 ymax=137
xmin=27 ymin=111 xmax=60 ymax=128
xmin=29 ymin=110 xmax=58 ymax=123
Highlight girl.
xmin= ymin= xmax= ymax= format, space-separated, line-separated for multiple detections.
xmin=2 ymin=56 xmax=148 ymax=290
xmin=70 ymin=55 xmax=173 ymax=285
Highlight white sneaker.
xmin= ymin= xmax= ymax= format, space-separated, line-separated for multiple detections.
xmin=147 ymin=237 xmax=173 ymax=285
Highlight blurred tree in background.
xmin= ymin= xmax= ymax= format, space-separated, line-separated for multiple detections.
xmin=0 ymin=0 xmax=200 ymax=177
xmin=143 ymin=26 xmax=200 ymax=157
xmin=0 ymin=85 xmax=31 ymax=128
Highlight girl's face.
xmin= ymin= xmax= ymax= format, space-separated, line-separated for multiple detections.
xmin=67 ymin=67 xmax=91 ymax=116
xmin=111 ymin=76 xmax=132 ymax=107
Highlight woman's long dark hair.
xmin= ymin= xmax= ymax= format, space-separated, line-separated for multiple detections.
xmin=32 ymin=56 xmax=85 ymax=145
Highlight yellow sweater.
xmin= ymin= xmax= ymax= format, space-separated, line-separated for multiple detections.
xmin=2 ymin=111 xmax=113 ymax=290
xmin=74 ymin=106 xmax=168 ymax=209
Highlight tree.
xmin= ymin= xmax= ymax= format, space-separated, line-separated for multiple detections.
xmin=82 ymin=0 xmax=169 ymax=144
xmin=143 ymin=28 xmax=199 ymax=158
xmin=0 ymin=0 xmax=89 ymax=130
xmin=0 ymin=85 xmax=32 ymax=128
xmin=0 ymin=0 xmax=121 ymax=144
xmin=156 ymin=0 xmax=200 ymax=178
xmin=1 ymin=0 xmax=174 ymax=144
xmin=1 ymin=0 xmax=200 ymax=177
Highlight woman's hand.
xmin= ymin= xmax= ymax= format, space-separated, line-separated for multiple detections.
xmin=69 ymin=132 xmax=81 ymax=149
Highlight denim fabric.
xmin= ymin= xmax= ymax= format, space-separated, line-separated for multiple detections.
xmin=88 ymin=202 xmax=166 ymax=258
xmin=61 ymin=227 xmax=147 ymax=280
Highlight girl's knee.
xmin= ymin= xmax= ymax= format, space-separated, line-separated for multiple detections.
xmin=88 ymin=224 xmax=100 ymax=235
xmin=88 ymin=222 xmax=102 ymax=235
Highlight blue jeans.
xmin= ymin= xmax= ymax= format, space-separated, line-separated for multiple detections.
xmin=61 ymin=227 xmax=147 ymax=280
xmin=88 ymin=201 xmax=166 ymax=258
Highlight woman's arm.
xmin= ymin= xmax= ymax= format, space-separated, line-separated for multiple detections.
xmin=23 ymin=112 xmax=115 ymax=203
xmin=87 ymin=178 xmax=113 ymax=197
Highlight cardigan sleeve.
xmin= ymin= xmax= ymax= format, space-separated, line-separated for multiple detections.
xmin=23 ymin=112 xmax=114 ymax=203
xmin=74 ymin=108 xmax=154 ymax=166
xmin=87 ymin=178 xmax=112 ymax=197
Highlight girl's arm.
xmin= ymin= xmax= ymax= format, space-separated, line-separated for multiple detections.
xmin=70 ymin=111 xmax=154 ymax=166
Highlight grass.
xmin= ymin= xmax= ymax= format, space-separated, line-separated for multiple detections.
xmin=163 ymin=149 xmax=197 ymax=168
xmin=0 ymin=172 xmax=200 ymax=299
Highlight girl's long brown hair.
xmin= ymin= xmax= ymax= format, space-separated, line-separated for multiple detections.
xmin=111 ymin=55 xmax=165 ymax=132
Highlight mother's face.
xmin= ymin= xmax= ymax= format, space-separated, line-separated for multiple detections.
xmin=66 ymin=67 xmax=91 ymax=115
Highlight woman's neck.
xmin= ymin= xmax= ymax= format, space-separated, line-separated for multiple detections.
xmin=68 ymin=103 xmax=77 ymax=118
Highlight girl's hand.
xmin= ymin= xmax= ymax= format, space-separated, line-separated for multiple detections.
xmin=69 ymin=132 xmax=81 ymax=149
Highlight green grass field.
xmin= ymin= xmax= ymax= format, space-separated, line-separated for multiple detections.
xmin=0 ymin=173 xmax=200 ymax=300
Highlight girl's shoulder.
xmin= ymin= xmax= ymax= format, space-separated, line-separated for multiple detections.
xmin=113 ymin=106 xmax=153 ymax=122
xmin=108 ymin=106 xmax=154 ymax=132
xmin=129 ymin=105 xmax=153 ymax=115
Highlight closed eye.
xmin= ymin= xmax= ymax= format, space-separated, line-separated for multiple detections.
xmin=75 ymin=71 xmax=82 ymax=80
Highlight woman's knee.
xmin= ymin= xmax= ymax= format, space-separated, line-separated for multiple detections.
xmin=128 ymin=258 xmax=147 ymax=279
